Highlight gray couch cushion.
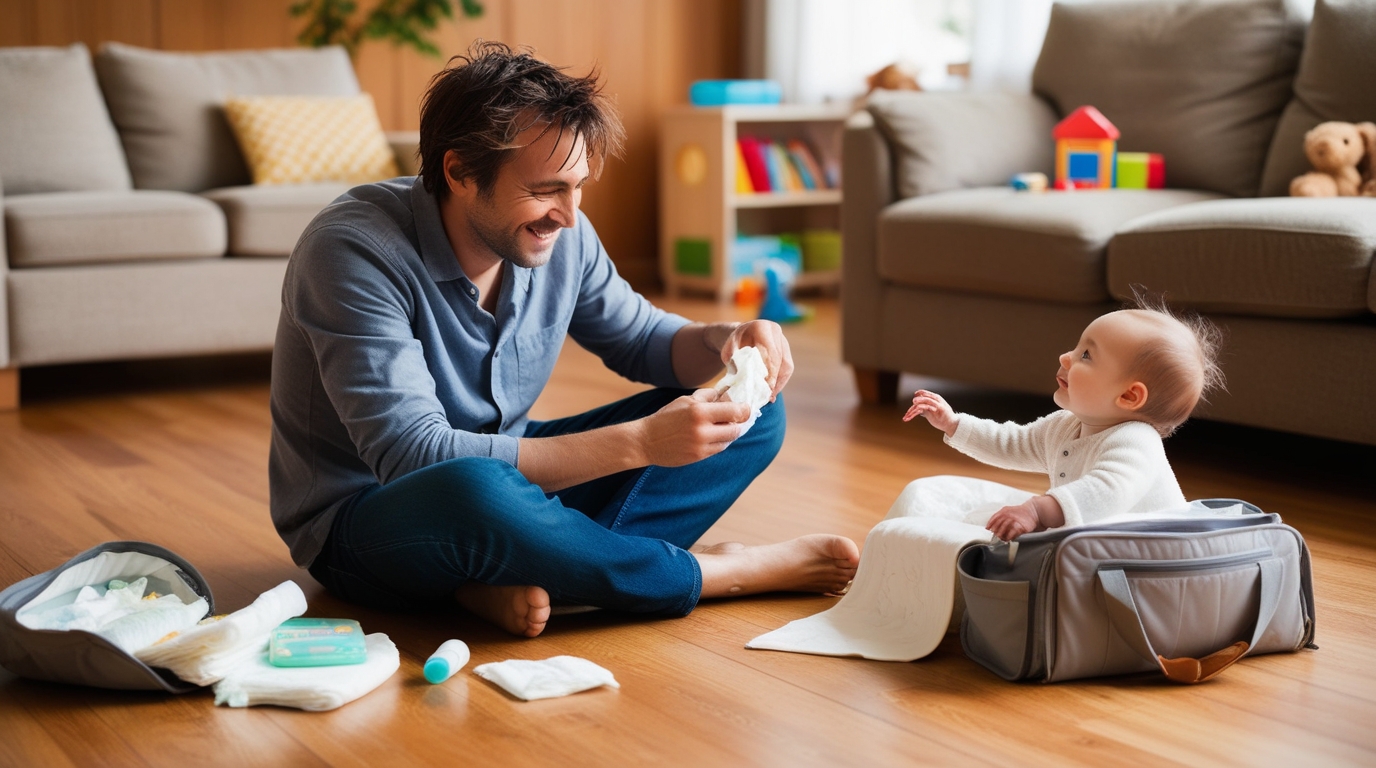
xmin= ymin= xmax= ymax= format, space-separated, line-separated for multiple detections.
xmin=94 ymin=43 xmax=359 ymax=193
xmin=1259 ymin=0 xmax=1376 ymax=197
xmin=1108 ymin=198 xmax=1376 ymax=319
xmin=866 ymin=91 xmax=1059 ymax=200
xmin=201 ymin=183 xmax=351 ymax=256
xmin=0 ymin=44 xmax=132 ymax=195
xmin=1032 ymin=0 xmax=1303 ymax=198
xmin=5 ymin=191 xmax=226 ymax=267
xmin=877 ymin=187 xmax=1221 ymax=304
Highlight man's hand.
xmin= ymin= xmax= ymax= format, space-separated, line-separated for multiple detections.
xmin=719 ymin=320 xmax=794 ymax=400
xmin=636 ymin=388 xmax=751 ymax=467
xmin=903 ymin=389 xmax=958 ymax=436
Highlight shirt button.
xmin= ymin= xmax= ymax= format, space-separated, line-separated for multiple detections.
xmin=468 ymin=287 xmax=476 ymax=296
xmin=1059 ymin=473 xmax=1066 ymax=478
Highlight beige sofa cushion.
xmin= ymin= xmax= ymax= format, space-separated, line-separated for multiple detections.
xmin=5 ymin=191 xmax=226 ymax=268
xmin=866 ymin=91 xmax=1059 ymax=200
xmin=94 ymin=43 xmax=359 ymax=193
xmin=1108 ymin=198 xmax=1376 ymax=319
xmin=201 ymin=183 xmax=351 ymax=256
xmin=877 ymin=187 xmax=1221 ymax=304
xmin=0 ymin=44 xmax=132 ymax=195
xmin=1032 ymin=0 xmax=1303 ymax=198
xmin=1259 ymin=0 xmax=1376 ymax=197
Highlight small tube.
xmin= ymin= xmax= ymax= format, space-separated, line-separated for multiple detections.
xmin=424 ymin=639 xmax=470 ymax=684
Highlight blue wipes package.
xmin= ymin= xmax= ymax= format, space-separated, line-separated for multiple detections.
xmin=268 ymin=618 xmax=367 ymax=667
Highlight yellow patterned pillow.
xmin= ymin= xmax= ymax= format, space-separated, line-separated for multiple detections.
xmin=223 ymin=94 xmax=398 ymax=185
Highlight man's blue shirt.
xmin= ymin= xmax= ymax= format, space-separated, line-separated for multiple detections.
xmin=269 ymin=176 xmax=690 ymax=566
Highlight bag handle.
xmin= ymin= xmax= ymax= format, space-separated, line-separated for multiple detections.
xmin=1097 ymin=558 xmax=1283 ymax=684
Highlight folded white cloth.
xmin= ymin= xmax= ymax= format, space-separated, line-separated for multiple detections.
xmin=473 ymin=656 xmax=619 ymax=701
xmin=135 ymin=580 xmax=308 ymax=685
xmin=213 ymin=633 xmax=399 ymax=712
xmin=747 ymin=476 xmax=1027 ymax=661
xmin=715 ymin=346 xmax=771 ymax=436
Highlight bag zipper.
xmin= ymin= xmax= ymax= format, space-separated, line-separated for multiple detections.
xmin=1095 ymin=548 xmax=1274 ymax=573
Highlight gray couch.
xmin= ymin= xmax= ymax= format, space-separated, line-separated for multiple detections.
xmin=843 ymin=0 xmax=1376 ymax=446
xmin=0 ymin=42 xmax=418 ymax=408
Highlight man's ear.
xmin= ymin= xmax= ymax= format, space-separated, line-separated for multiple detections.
xmin=1117 ymin=381 xmax=1149 ymax=412
xmin=442 ymin=150 xmax=468 ymax=197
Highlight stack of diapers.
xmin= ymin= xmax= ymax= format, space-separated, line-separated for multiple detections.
xmin=214 ymin=633 xmax=400 ymax=711
xmin=473 ymin=656 xmax=619 ymax=701
xmin=135 ymin=580 xmax=308 ymax=685
xmin=715 ymin=346 xmax=772 ymax=436
xmin=747 ymin=476 xmax=1027 ymax=661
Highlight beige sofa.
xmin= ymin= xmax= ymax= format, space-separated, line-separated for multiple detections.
xmin=843 ymin=0 xmax=1376 ymax=446
xmin=0 ymin=42 xmax=418 ymax=408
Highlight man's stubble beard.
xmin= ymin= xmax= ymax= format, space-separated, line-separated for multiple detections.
xmin=467 ymin=199 xmax=557 ymax=270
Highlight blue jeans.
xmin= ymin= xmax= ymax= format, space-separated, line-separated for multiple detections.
xmin=308 ymin=389 xmax=785 ymax=617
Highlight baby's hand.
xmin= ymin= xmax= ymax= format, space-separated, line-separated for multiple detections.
xmin=987 ymin=502 xmax=1040 ymax=542
xmin=902 ymin=389 xmax=958 ymax=436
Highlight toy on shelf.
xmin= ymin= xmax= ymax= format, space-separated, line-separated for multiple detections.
xmin=690 ymin=79 xmax=782 ymax=107
xmin=757 ymin=258 xmax=808 ymax=324
xmin=1116 ymin=152 xmax=1165 ymax=189
xmin=1053 ymin=106 xmax=1119 ymax=189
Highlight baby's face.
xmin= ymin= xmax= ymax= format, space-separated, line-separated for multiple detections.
xmin=1053 ymin=312 xmax=1156 ymax=427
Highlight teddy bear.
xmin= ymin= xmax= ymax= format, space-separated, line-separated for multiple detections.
xmin=1289 ymin=121 xmax=1376 ymax=197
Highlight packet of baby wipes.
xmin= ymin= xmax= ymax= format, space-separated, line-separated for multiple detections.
xmin=268 ymin=618 xmax=367 ymax=667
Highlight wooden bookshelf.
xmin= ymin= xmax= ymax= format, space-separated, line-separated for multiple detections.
xmin=659 ymin=104 xmax=850 ymax=301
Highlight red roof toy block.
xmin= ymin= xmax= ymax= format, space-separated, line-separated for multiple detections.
xmin=1053 ymin=106 xmax=1120 ymax=140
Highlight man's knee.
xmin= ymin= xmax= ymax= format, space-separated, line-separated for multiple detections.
xmin=739 ymin=392 xmax=786 ymax=461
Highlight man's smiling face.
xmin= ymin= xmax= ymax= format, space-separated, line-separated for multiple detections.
xmin=452 ymin=123 xmax=589 ymax=269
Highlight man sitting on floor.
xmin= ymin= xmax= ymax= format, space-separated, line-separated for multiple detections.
xmin=268 ymin=42 xmax=859 ymax=637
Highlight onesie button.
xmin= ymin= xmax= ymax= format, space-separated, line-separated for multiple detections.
xmin=1059 ymin=472 xmax=1066 ymax=478
xmin=1062 ymin=450 xmax=1069 ymax=456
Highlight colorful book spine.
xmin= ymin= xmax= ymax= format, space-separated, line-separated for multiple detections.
xmin=761 ymin=140 xmax=787 ymax=192
xmin=772 ymin=142 xmax=804 ymax=191
xmin=734 ymin=140 xmax=754 ymax=194
xmin=786 ymin=139 xmax=826 ymax=190
xmin=737 ymin=137 xmax=773 ymax=192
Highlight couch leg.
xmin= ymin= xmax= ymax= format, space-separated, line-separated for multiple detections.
xmin=853 ymin=367 xmax=898 ymax=405
xmin=0 ymin=368 xmax=17 ymax=411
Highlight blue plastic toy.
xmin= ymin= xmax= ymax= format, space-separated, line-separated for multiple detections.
xmin=757 ymin=259 xmax=807 ymax=324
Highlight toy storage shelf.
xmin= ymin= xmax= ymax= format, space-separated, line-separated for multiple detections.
xmin=659 ymin=104 xmax=848 ymax=301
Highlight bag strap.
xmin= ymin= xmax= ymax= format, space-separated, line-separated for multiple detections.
xmin=1098 ymin=558 xmax=1283 ymax=684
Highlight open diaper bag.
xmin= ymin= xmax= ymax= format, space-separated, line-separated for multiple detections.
xmin=0 ymin=541 xmax=214 ymax=693
xmin=956 ymin=500 xmax=1317 ymax=684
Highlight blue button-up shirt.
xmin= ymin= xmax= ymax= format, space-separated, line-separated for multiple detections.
xmin=269 ymin=176 xmax=690 ymax=566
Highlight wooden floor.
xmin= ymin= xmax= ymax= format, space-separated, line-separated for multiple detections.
xmin=1 ymin=297 xmax=1374 ymax=767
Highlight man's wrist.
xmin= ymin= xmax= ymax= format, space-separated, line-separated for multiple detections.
xmin=702 ymin=322 xmax=739 ymax=354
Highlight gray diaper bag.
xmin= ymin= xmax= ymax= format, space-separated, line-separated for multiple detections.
xmin=956 ymin=500 xmax=1316 ymax=684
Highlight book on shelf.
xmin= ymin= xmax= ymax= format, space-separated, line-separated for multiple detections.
xmin=737 ymin=136 xmax=772 ymax=193
xmin=760 ymin=140 xmax=787 ymax=192
xmin=736 ymin=136 xmax=833 ymax=194
xmin=786 ymin=139 xmax=826 ymax=190
xmin=733 ymin=141 xmax=754 ymax=194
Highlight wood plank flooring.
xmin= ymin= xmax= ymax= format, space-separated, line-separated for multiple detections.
xmin=1 ymin=297 xmax=1373 ymax=767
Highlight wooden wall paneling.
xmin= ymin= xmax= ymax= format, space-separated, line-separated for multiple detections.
xmin=0 ymin=1 xmax=28 ymax=47
xmin=219 ymin=0 xmax=294 ymax=50
xmin=353 ymin=40 xmax=402 ymax=129
xmin=157 ymin=0 xmax=226 ymax=51
xmin=393 ymin=0 xmax=511 ymax=133
xmin=81 ymin=0 xmax=159 ymax=49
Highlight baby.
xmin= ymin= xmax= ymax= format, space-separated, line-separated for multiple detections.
xmin=904 ymin=301 xmax=1225 ymax=540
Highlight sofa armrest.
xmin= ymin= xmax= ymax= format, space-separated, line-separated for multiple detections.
xmin=387 ymin=131 xmax=421 ymax=176
xmin=865 ymin=90 xmax=1059 ymax=200
xmin=841 ymin=110 xmax=894 ymax=370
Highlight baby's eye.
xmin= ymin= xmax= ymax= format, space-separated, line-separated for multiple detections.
xmin=1080 ymin=350 xmax=1091 ymax=361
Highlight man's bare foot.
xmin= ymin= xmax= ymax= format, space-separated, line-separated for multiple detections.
xmin=690 ymin=541 xmax=747 ymax=555
xmin=454 ymin=583 xmax=551 ymax=637
xmin=695 ymin=534 xmax=860 ymax=599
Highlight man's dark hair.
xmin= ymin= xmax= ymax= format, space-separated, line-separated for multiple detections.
xmin=419 ymin=41 xmax=626 ymax=200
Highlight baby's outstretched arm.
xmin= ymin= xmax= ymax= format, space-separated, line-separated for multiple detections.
xmin=902 ymin=389 xmax=959 ymax=436
xmin=987 ymin=495 xmax=1066 ymax=541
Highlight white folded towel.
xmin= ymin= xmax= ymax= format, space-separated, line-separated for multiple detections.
xmin=135 ymin=580 xmax=308 ymax=685
xmin=715 ymin=346 xmax=772 ymax=436
xmin=746 ymin=476 xmax=1028 ymax=662
xmin=213 ymin=633 xmax=399 ymax=712
xmin=473 ymin=656 xmax=619 ymax=701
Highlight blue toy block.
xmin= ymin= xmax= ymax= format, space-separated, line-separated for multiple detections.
xmin=1067 ymin=152 xmax=1100 ymax=181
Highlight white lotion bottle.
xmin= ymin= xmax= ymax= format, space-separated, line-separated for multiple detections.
xmin=424 ymin=639 xmax=470 ymax=684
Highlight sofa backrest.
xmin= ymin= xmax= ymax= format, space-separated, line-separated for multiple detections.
xmin=1031 ymin=0 xmax=1304 ymax=198
xmin=94 ymin=43 xmax=360 ymax=193
xmin=0 ymin=44 xmax=133 ymax=195
xmin=1258 ymin=0 xmax=1376 ymax=197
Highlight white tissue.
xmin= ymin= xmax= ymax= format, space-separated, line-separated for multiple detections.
xmin=715 ymin=346 xmax=772 ymax=436
xmin=135 ymin=580 xmax=308 ymax=685
xmin=213 ymin=633 xmax=400 ymax=712
xmin=473 ymin=656 xmax=619 ymax=701
xmin=746 ymin=476 xmax=1027 ymax=662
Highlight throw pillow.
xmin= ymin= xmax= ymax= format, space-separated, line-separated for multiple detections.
xmin=222 ymin=94 xmax=398 ymax=185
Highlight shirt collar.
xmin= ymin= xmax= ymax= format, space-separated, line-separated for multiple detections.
xmin=410 ymin=176 xmax=533 ymax=299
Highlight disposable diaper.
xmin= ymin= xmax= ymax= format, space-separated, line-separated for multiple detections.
xmin=135 ymin=580 xmax=307 ymax=685
xmin=213 ymin=633 xmax=399 ymax=711
xmin=715 ymin=346 xmax=771 ymax=436
xmin=472 ymin=655 xmax=619 ymax=701
xmin=18 ymin=576 xmax=210 ymax=654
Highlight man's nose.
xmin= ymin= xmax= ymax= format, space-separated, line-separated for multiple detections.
xmin=553 ymin=193 xmax=577 ymax=228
